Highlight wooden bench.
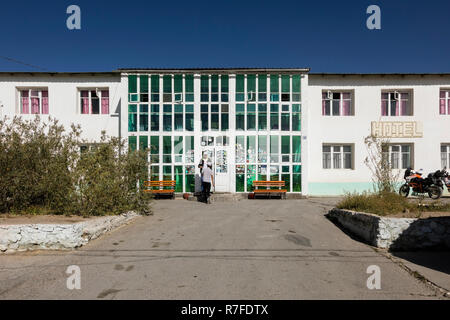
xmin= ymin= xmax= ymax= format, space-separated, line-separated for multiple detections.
xmin=252 ymin=181 xmax=287 ymax=199
xmin=144 ymin=180 xmax=176 ymax=199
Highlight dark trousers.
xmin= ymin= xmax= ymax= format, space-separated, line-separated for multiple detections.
xmin=202 ymin=181 xmax=211 ymax=202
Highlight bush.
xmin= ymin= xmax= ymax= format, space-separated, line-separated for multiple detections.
xmin=337 ymin=191 xmax=414 ymax=216
xmin=0 ymin=116 xmax=151 ymax=216
xmin=337 ymin=191 xmax=450 ymax=216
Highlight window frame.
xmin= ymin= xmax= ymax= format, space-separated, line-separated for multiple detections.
xmin=381 ymin=89 xmax=414 ymax=116
xmin=322 ymin=144 xmax=354 ymax=170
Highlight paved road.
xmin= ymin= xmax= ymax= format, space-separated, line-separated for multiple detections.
xmin=0 ymin=198 xmax=442 ymax=299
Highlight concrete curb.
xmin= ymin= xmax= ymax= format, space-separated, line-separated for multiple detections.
xmin=326 ymin=208 xmax=450 ymax=251
xmin=0 ymin=212 xmax=140 ymax=253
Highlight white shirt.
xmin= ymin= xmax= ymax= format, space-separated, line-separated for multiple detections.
xmin=202 ymin=166 xmax=213 ymax=183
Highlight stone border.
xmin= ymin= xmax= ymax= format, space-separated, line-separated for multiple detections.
xmin=0 ymin=212 xmax=139 ymax=253
xmin=326 ymin=208 xmax=450 ymax=250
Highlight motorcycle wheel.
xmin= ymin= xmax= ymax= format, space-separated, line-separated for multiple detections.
xmin=399 ymin=184 xmax=410 ymax=198
xmin=428 ymin=186 xmax=443 ymax=200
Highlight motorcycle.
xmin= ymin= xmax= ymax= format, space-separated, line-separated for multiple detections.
xmin=438 ymin=168 xmax=450 ymax=193
xmin=399 ymin=168 xmax=443 ymax=199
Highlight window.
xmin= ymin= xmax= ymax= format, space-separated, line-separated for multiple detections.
xmin=20 ymin=89 xmax=49 ymax=114
xmin=322 ymin=91 xmax=352 ymax=116
xmin=381 ymin=91 xmax=412 ymax=116
xmin=80 ymin=89 xmax=109 ymax=114
xmin=221 ymin=104 xmax=229 ymax=131
xmin=163 ymin=75 xmax=172 ymax=102
xmin=139 ymin=105 xmax=148 ymax=131
xmin=322 ymin=145 xmax=353 ymax=169
xmin=128 ymin=105 xmax=137 ymax=132
xmin=150 ymin=105 xmax=159 ymax=131
xmin=281 ymin=104 xmax=290 ymax=131
xmin=185 ymin=104 xmax=194 ymax=131
xmin=236 ymin=75 xmax=245 ymax=101
xmin=211 ymin=104 xmax=219 ymax=130
xmin=163 ymin=104 xmax=172 ymax=131
xmin=247 ymin=104 xmax=256 ymax=130
xmin=270 ymin=104 xmax=279 ymax=130
xmin=201 ymin=104 xmax=209 ymax=131
xmin=247 ymin=74 xmax=256 ymax=102
xmin=439 ymin=90 xmax=450 ymax=115
xmin=151 ymin=75 xmax=160 ymax=102
xmin=292 ymin=104 xmax=301 ymax=131
xmin=185 ymin=74 xmax=194 ymax=102
xmin=221 ymin=75 xmax=229 ymax=102
xmin=258 ymin=104 xmax=267 ymax=130
xmin=270 ymin=75 xmax=279 ymax=102
xmin=174 ymin=104 xmax=183 ymax=131
xmin=441 ymin=144 xmax=450 ymax=169
xmin=281 ymin=75 xmax=290 ymax=101
xmin=382 ymin=144 xmax=412 ymax=169
xmin=292 ymin=75 xmax=301 ymax=102
xmin=128 ymin=75 xmax=138 ymax=102
xmin=236 ymin=104 xmax=245 ymax=130
xmin=140 ymin=75 xmax=149 ymax=102
xmin=163 ymin=136 xmax=172 ymax=163
xmin=150 ymin=136 xmax=159 ymax=163
xmin=258 ymin=75 xmax=267 ymax=101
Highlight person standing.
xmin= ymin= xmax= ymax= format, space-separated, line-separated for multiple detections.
xmin=202 ymin=161 xmax=214 ymax=204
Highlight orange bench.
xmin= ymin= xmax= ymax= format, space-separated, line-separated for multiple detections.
xmin=144 ymin=180 xmax=176 ymax=199
xmin=252 ymin=181 xmax=287 ymax=199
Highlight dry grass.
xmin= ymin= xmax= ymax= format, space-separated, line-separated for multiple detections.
xmin=337 ymin=192 xmax=450 ymax=217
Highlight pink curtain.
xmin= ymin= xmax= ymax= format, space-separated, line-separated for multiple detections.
xmin=400 ymin=100 xmax=407 ymax=116
xmin=81 ymin=91 xmax=89 ymax=114
xmin=21 ymin=91 xmax=29 ymax=114
xmin=41 ymin=91 xmax=49 ymax=114
xmin=101 ymin=90 xmax=109 ymax=114
xmin=31 ymin=97 xmax=40 ymax=114
xmin=381 ymin=100 xmax=387 ymax=116
xmin=342 ymin=93 xmax=351 ymax=115
xmin=440 ymin=99 xmax=446 ymax=114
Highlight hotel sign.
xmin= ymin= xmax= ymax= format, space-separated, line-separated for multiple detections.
xmin=371 ymin=121 xmax=423 ymax=138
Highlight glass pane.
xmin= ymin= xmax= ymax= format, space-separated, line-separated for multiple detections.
xmin=236 ymin=74 xmax=244 ymax=92
xmin=258 ymin=135 xmax=267 ymax=162
xmin=211 ymin=75 xmax=219 ymax=93
xmin=128 ymin=75 xmax=137 ymax=93
xmin=281 ymin=136 xmax=290 ymax=154
xmin=128 ymin=136 xmax=137 ymax=151
xmin=140 ymin=75 xmax=148 ymax=93
xmin=236 ymin=136 xmax=245 ymax=163
xmin=281 ymin=113 xmax=290 ymax=131
xmin=247 ymin=136 xmax=256 ymax=163
xmin=185 ymin=74 xmax=194 ymax=93
xmin=221 ymin=75 xmax=229 ymax=92
xmin=292 ymin=136 xmax=301 ymax=162
xmin=151 ymin=75 xmax=159 ymax=93
xmin=163 ymin=75 xmax=172 ymax=93
xmin=247 ymin=74 xmax=256 ymax=93
xmin=201 ymin=75 xmax=209 ymax=93
xmin=270 ymin=75 xmax=279 ymax=93
xmin=281 ymin=75 xmax=290 ymax=93
xmin=292 ymin=75 xmax=301 ymax=93
xmin=258 ymin=74 xmax=267 ymax=93
xmin=174 ymin=74 xmax=182 ymax=93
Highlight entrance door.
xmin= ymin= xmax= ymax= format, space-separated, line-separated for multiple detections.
xmin=201 ymin=135 xmax=230 ymax=192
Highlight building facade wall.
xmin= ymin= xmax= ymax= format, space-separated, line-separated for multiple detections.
xmin=307 ymin=74 xmax=450 ymax=196
xmin=0 ymin=73 xmax=121 ymax=142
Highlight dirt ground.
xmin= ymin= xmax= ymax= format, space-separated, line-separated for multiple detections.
xmin=0 ymin=214 xmax=98 ymax=225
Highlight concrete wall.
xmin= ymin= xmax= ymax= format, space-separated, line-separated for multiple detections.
xmin=307 ymin=74 xmax=450 ymax=195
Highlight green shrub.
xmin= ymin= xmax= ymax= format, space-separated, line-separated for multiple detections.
xmin=0 ymin=116 xmax=151 ymax=216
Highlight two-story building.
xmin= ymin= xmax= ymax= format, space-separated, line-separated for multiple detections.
xmin=1 ymin=69 xmax=449 ymax=196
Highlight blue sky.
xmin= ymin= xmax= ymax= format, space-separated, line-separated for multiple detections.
xmin=1 ymin=0 xmax=449 ymax=73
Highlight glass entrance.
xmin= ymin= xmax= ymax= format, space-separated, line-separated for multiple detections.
xmin=201 ymin=135 xmax=230 ymax=192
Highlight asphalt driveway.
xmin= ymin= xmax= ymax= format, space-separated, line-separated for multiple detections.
xmin=0 ymin=198 xmax=444 ymax=299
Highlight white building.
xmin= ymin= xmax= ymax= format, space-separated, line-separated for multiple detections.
xmin=1 ymin=70 xmax=449 ymax=196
